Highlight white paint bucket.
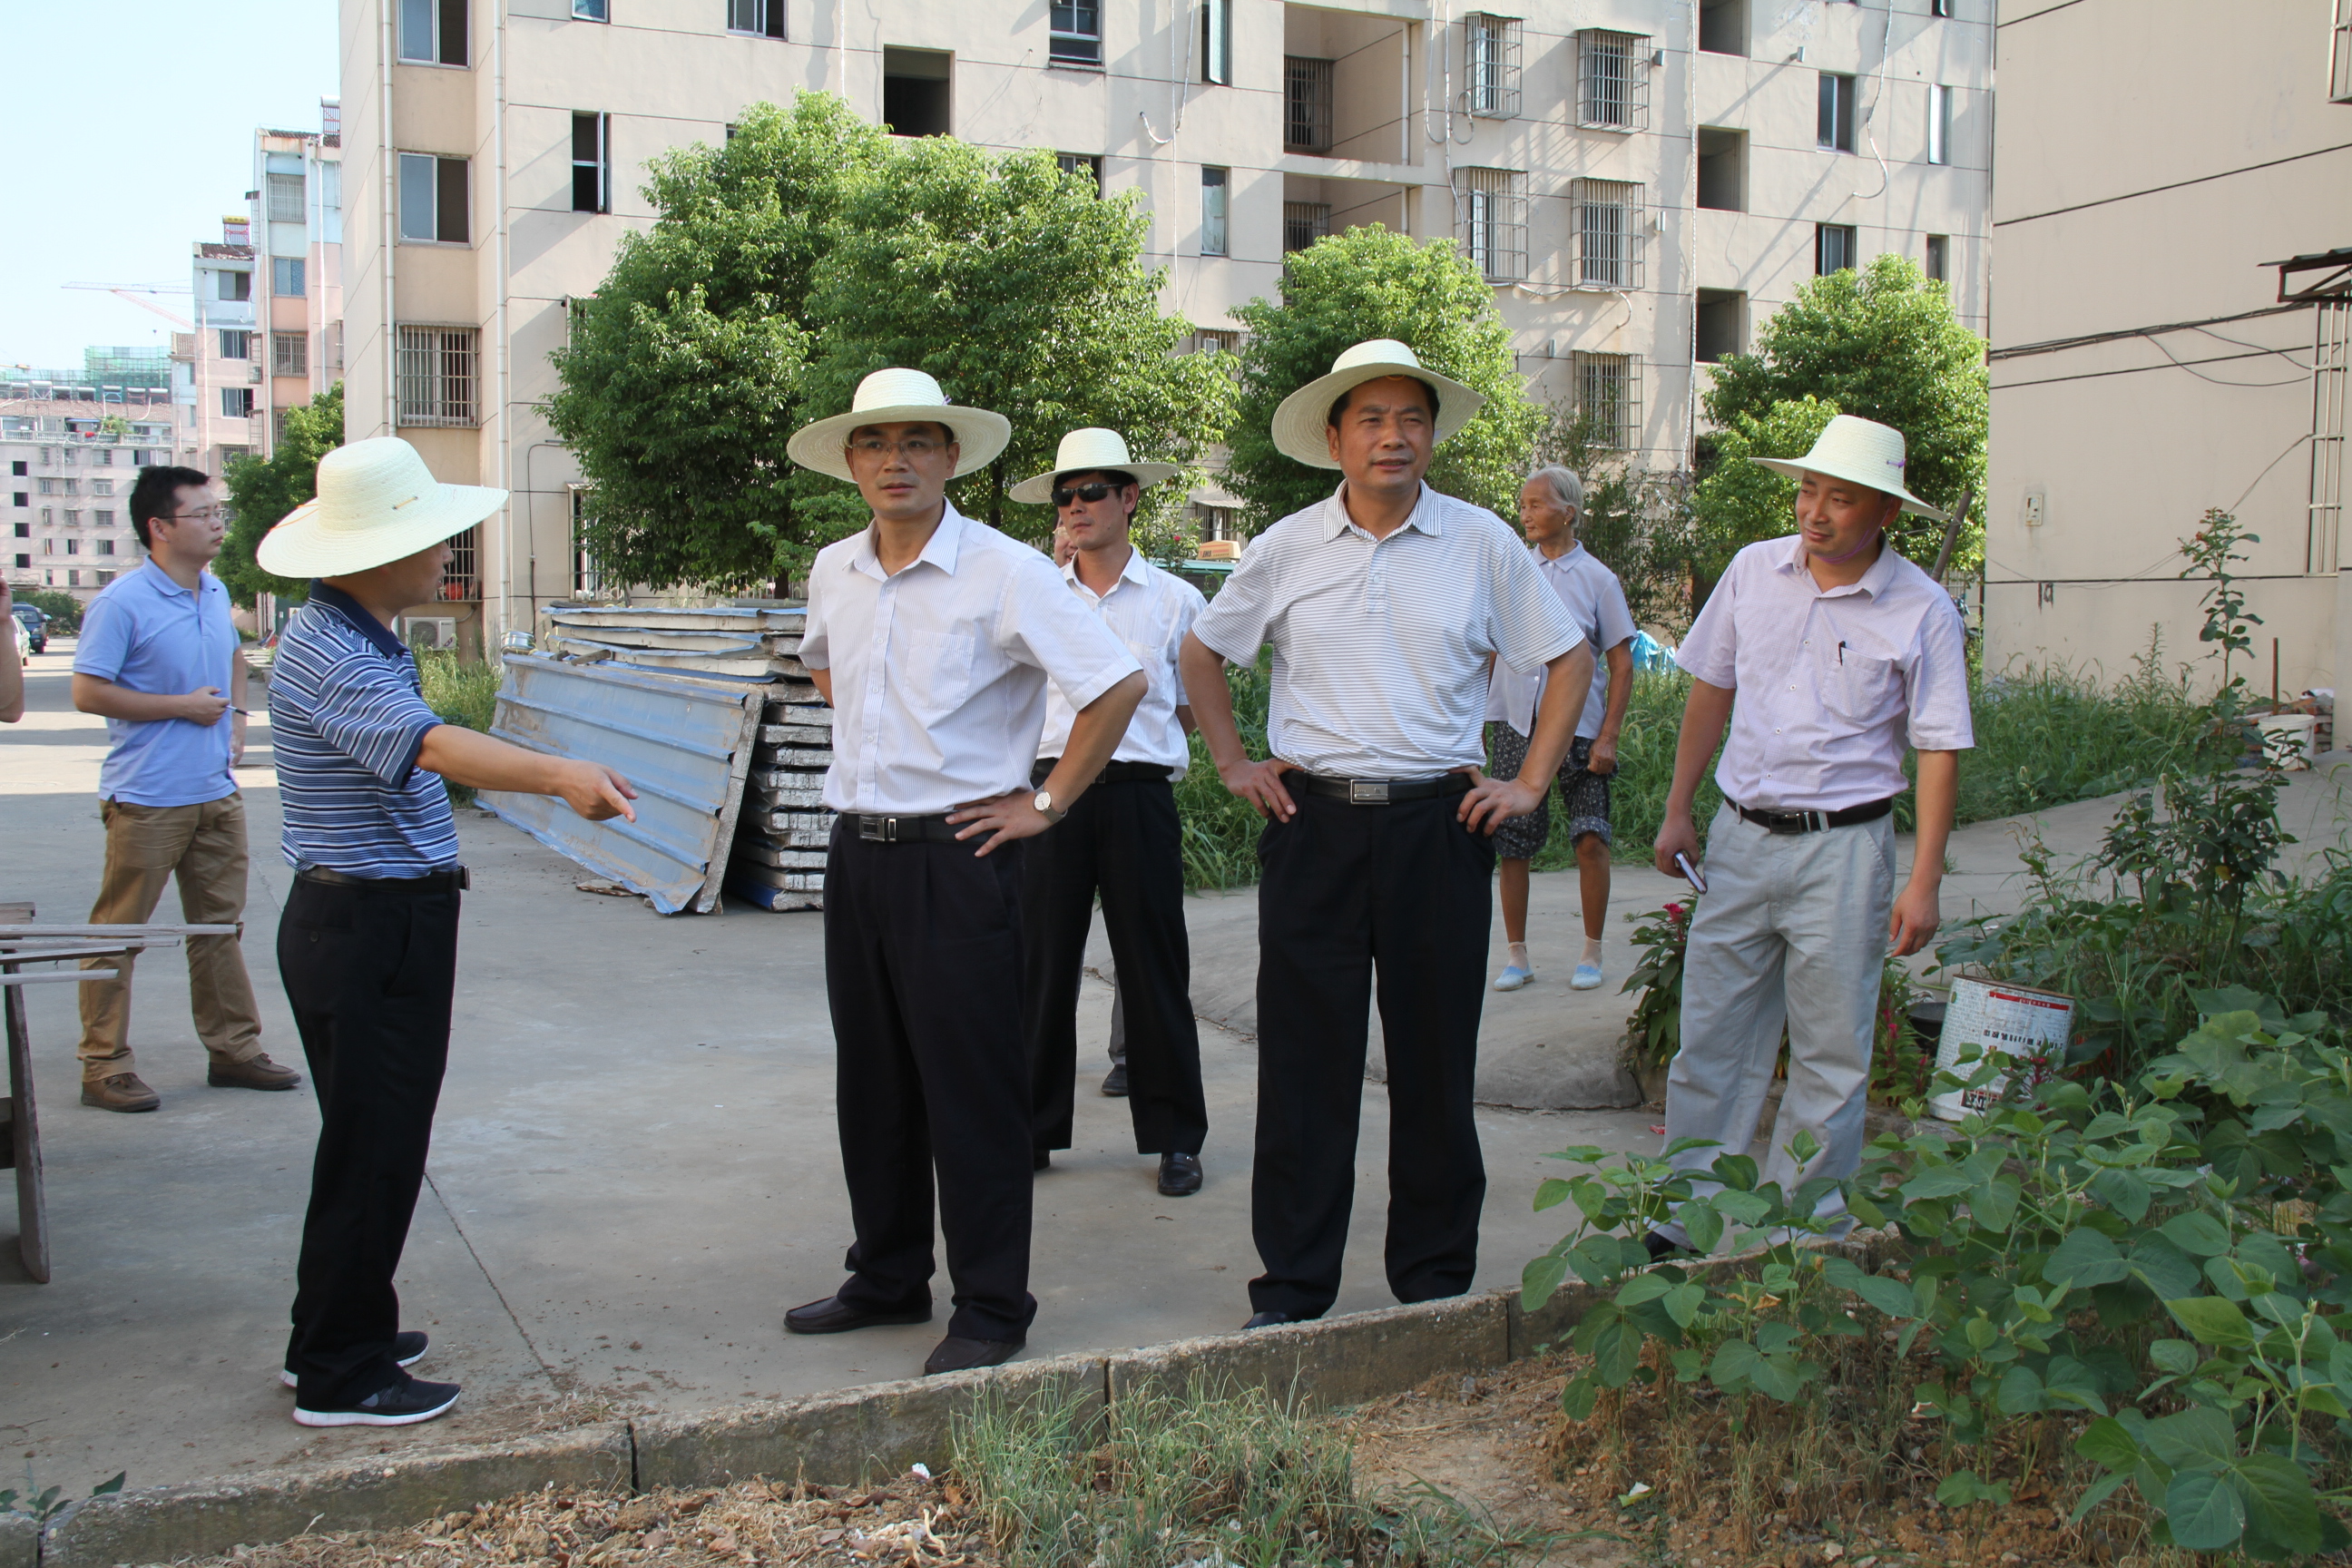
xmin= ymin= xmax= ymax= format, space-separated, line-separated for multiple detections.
xmin=2256 ymin=712 xmax=2318 ymax=769
xmin=1927 ymin=977 xmax=2075 ymax=1122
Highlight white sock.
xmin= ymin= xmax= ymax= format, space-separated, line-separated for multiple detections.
xmin=1581 ymin=936 xmax=1603 ymax=966
xmin=1507 ymin=942 xmax=1531 ymax=971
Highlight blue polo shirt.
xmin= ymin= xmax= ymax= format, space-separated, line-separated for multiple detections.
xmin=73 ymin=562 xmax=240 ymax=808
xmin=268 ymin=583 xmax=459 ymax=877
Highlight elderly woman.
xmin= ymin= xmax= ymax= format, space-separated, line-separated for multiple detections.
xmin=1485 ymin=466 xmax=1638 ymax=992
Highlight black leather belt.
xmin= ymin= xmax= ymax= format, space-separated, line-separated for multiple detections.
xmin=1297 ymin=772 xmax=1475 ymax=805
xmin=847 ymin=812 xmax=965 ymax=845
xmin=296 ymin=865 xmax=469 ymax=892
xmin=1032 ymin=759 xmax=1173 ymax=787
xmin=1734 ymin=797 xmax=1895 ymax=835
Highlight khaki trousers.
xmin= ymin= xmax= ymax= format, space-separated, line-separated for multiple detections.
xmin=78 ymin=793 xmax=264 ymax=1081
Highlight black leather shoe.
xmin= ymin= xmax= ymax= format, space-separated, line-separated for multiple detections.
xmin=1643 ymin=1230 xmax=1688 ymax=1261
xmin=1157 ymin=1152 xmax=1203 ymax=1197
xmin=923 ymin=1335 xmax=1024 ymax=1375
xmin=1034 ymin=1147 xmax=1052 ymax=1171
xmin=784 ymin=1296 xmax=931 ymax=1335
xmin=1101 ymin=1063 xmax=1129 ymax=1097
xmin=1243 ymin=1310 xmax=1292 ymax=1328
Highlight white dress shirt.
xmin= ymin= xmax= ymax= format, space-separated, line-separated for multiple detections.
xmin=1676 ymin=533 xmax=1974 ymax=812
xmin=1191 ymin=482 xmax=1583 ymax=779
xmin=1485 ymin=541 xmax=1639 ymax=740
xmin=799 ymin=503 xmax=1142 ymax=815
xmin=1036 ymin=547 xmax=1207 ymax=776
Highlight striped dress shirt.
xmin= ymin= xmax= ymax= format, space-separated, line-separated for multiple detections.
xmin=1191 ymin=483 xmax=1583 ymax=779
xmin=269 ymin=585 xmax=459 ymax=877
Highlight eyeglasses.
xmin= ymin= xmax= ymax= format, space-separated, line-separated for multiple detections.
xmin=1052 ymin=482 xmax=1122 ymax=508
xmin=846 ymin=436 xmax=945 ymax=458
xmin=163 ymin=506 xmax=223 ymax=524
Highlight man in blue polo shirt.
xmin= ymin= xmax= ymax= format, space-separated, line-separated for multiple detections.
xmin=71 ymin=466 xmax=299 ymax=1112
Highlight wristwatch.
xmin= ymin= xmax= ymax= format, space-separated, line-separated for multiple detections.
xmin=1032 ymin=789 xmax=1066 ymax=826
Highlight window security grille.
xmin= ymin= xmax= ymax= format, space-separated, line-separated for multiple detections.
xmin=1049 ymin=0 xmax=1102 ymax=66
xmin=1283 ymin=201 xmax=1332 ymax=254
xmin=1200 ymin=167 xmax=1230 ymax=256
xmin=267 ymin=172 xmax=305 ymax=223
xmin=1570 ymin=352 xmax=1640 ymax=450
xmin=1818 ymin=73 xmax=1856 ymax=152
xmin=572 ymin=487 xmax=603 ymax=593
xmin=273 ymin=409 xmax=291 ymax=446
xmin=573 ymin=113 xmax=612 ymax=213
xmin=1056 ymin=152 xmax=1105 ymax=193
xmin=1201 ymin=0 xmax=1231 ymax=84
xmin=1453 ymin=168 xmax=1528 ymax=282
xmin=1184 ymin=328 xmax=1241 ymax=358
xmin=273 ymin=332 xmax=309 ymax=377
xmin=443 ymin=524 xmax=481 ymax=601
xmin=1284 ymin=56 xmax=1335 ymax=152
xmin=727 ymin=0 xmax=785 ymax=37
xmin=1817 ymin=223 xmax=1858 ymax=275
xmin=1464 ymin=14 xmax=1522 ymax=119
xmin=397 ymin=326 xmax=480 ymax=428
xmin=1576 ymin=31 xmax=1650 ymax=131
xmin=1570 ymin=179 xmax=1644 ymax=289
xmin=2311 ymin=299 xmax=2348 ymax=575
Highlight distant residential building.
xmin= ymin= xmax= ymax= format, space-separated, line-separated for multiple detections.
xmin=252 ymin=103 xmax=347 ymax=447
xmin=2 ymin=400 xmax=172 ymax=602
xmin=185 ymin=226 xmax=260 ymax=478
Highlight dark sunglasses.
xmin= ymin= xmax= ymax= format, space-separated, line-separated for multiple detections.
xmin=1052 ymin=481 xmax=1121 ymax=508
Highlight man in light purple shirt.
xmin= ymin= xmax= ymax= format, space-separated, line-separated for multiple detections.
xmin=1649 ymin=416 xmax=1972 ymax=1251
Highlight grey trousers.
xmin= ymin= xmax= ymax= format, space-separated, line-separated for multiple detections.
xmin=1658 ymin=802 xmax=1895 ymax=1245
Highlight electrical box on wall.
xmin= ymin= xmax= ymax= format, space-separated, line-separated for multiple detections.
xmin=2022 ymin=488 xmax=2046 ymax=528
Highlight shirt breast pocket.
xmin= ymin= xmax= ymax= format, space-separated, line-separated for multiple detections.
xmin=1826 ymin=649 xmax=1902 ymax=727
xmin=898 ymin=630 xmax=977 ymax=719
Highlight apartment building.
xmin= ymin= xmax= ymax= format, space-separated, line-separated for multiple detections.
xmin=183 ymin=228 xmax=260 ymax=477
xmin=339 ymin=0 xmax=1991 ymax=654
xmin=3 ymin=401 xmax=175 ymax=600
xmin=1984 ymin=0 xmax=2350 ymax=697
xmin=252 ymin=104 xmax=348 ymax=446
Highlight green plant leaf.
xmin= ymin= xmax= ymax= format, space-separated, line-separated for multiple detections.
xmin=2076 ymin=1416 xmax=2143 ymax=1474
xmin=1851 ymin=1274 xmax=1918 ymax=1321
xmin=2128 ymin=1234 xmax=2202 ymax=1300
xmin=1559 ymin=1373 xmax=1601 ymax=1421
xmin=2090 ymin=1166 xmax=2154 ymax=1222
xmin=1591 ymin=1317 xmax=1644 ymax=1387
xmin=1521 ymin=1254 xmax=1570 ymax=1309
xmin=1749 ymin=1354 xmax=1804 ymax=1403
xmin=1710 ymin=1338 xmax=1760 ymax=1391
xmin=2166 ymin=1296 xmax=2256 ymax=1348
xmin=1615 ymin=1273 xmax=1673 ymax=1308
xmin=1995 ymin=1365 xmax=2044 ymax=1416
xmin=1682 ymin=1201 xmax=1725 ymax=1255
xmin=1662 ymin=1282 xmax=1705 ymax=1328
xmin=1756 ymin=1321 xmax=1800 ymax=1356
xmin=2046 ymin=1226 xmax=2130 ymax=1288
xmin=2160 ymin=1210 xmax=2233 ymax=1257
xmin=1899 ymin=1168 xmax=1975 ymax=1201
xmin=2149 ymin=1338 xmax=2199 ymax=1376
xmin=2146 ymin=1406 xmax=2238 ymax=1471
xmin=1534 ymin=1178 xmax=1573 ymax=1212
xmin=2163 ymin=1469 xmax=2247 ymax=1553
xmin=1710 ymin=1153 xmax=1759 ymax=1191
xmin=2230 ymin=1452 xmax=2322 ymax=1556
xmin=2067 ymin=1469 xmax=2133 ymax=1525
xmin=89 ymin=1474 xmax=124 ymax=1499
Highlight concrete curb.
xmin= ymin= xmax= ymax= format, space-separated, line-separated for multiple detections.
xmin=1 ymin=1512 xmax=35 ymax=1568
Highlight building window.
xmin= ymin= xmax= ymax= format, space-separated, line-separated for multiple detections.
xmin=273 ymin=332 xmax=309 ymax=377
xmin=573 ymin=113 xmax=612 ymax=213
xmin=221 ymin=388 xmax=255 ymax=417
xmin=1200 ymin=166 xmax=1230 ymax=257
xmin=1283 ymin=201 xmax=1331 ymax=254
xmin=1201 ymin=0 xmax=1231 ymax=84
xmin=1699 ymin=0 xmax=1745 ymax=54
xmin=1575 ymin=30 xmax=1651 ymax=131
xmin=397 ymin=326 xmax=481 ymax=427
xmin=219 ymin=328 xmax=252 ymax=359
xmin=267 ymin=172 xmax=306 ymax=223
xmin=1191 ymin=504 xmax=1237 ymax=543
xmin=1570 ymin=178 xmax=1644 ymax=289
xmin=1569 ymin=353 xmax=1640 ymax=450
xmin=219 ymin=446 xmax=250 ymax=465
xmin=1925 ymin=233 xmax=1949 ymax=282
xmin=573 ymin=0 xmax=607 ymax=17
xmin=40 ymin=540 xmax=54 ymax=555
xmin=1932 ymin=0 xmax=1953 ymax=15
xmin=881 ymin=48 xmax=952 ymax=137
xmin=1284 ymin=56 xmax=1335 ymax=152
xmin=399 ymin=0 xmax=468 ymax=64
xmin=1184 ymin=327 xmax=1241 ymax=358
xmin=398 ymin=152 xmax=470 ymax=244
xmin=1464 ymin=14 xmax=1523 ymax=119
xmin=1817 ymin=222 xmax=1859 ymax=275
xmin=1697 ymin=128 xmax=1743 ymax=211
xmin=571 ymin=487 xmax=603 ymax=593
xmin=95 ymin=447 xmax=113 ymax=466
xmin=91 ymin=480 xmax=113 ymax=496
xmin=273 ymin=257 xmax=308 ymax=296
xmin=273 ymin=409 xmax=292 ymax=446
xmin=727 ymin=0 xmax=784 ymax=38
xmin=1056 ymin=152 xmax=1105 ymax=194
xmin=443 ymin=524 xmax=481 ymax=600
xmin=1049 ymin=0 xmax=1102 ymax=66
xmin=96 ymin=538 xmax=115 ymax=556
xmin=1453 ymin=168 xmax=1528 ymax=283
xmin=94 ymin=509 xmax=113 ymax=524
xmin=219 ymin=270 xmax=250 ymax=302
xmin=64 ymin=537 xmax=78 ymax=556
xmin=1696 ymin=289 xmax=1744 ymax=363
xmin=1927 ymin=83 xmax=1952 ymax=165
xmin=1818 ymin=73 xmax=1857 ymax=152
xmin=2335 ymin=0 xmax=2352 ymax=103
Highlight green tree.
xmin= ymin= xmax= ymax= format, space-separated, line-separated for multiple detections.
xmin=544 ymin=94 xmax=891 ymax=596
xmin=15 ymin=586 xmax=85 ymax=634
xmin=1700 ymin=252 xmax=1986 ymax=572
xmin=802 ymin=138 xmax=1235 ymax=550
xmin=218 ymin=381 xmax=344 ymax=607
xmin=1224 ymin=227 xmax=1542 ymax=533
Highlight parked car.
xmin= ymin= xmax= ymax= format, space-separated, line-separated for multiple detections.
xmin=11 ymin=613 xmax=28 ymax=663
xmin=11 ymin=603 xmax=45 ymax=655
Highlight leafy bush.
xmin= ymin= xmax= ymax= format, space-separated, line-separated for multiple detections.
xmin=1173 ymin=654 xmax=1270 ymax=889
xmin=416 ymin=651 xmax=500 ymax=807
xmin=15 ymin=586 xmax=84 ymax=634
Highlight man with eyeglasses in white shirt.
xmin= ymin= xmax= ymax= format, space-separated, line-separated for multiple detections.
xmin=782 ymin=371 xmax=1146 ymax=1377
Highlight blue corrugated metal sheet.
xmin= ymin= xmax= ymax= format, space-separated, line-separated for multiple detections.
xmin=478 ymin=654 xmax=762 ymax=915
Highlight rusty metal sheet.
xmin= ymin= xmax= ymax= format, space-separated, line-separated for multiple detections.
xmin=479 ymin=654 xmax=761 ymax=915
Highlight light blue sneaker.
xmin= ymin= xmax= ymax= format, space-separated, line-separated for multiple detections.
xmin=1492 ymin=963 xmax=1534 ymax=992
xmin=1571 ymin=961 xmax=1604 ymax=991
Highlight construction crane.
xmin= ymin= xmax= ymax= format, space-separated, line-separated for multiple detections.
xmin=62 ymin=282 xmax=193 ymax=331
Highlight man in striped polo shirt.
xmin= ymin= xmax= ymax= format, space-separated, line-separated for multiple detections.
xmin=1181 ymin=340 xmax=1592 ymax=1327
xmin=260 ymin=437 xmax=637 ymax=1427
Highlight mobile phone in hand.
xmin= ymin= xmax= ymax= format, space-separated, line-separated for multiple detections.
xmin=1674 ymin=851 xmax=1707 ymax=895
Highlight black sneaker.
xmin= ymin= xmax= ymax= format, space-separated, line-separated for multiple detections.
xmin=293 ymin=1372 xmax=461 ymax=1427
xmin=1100 ymin=1063 xmax=1129 ymax=1097
xmin=279 ymin=1331 xmax=427 ymax=1388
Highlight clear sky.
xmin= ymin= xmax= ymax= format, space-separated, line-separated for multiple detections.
xmin=0 ymin=1 xmax=339 ymax=369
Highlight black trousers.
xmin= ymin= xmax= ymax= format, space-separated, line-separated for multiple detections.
xmin=1022 ymin=769 xmax=1209 ymax=1157
xmin=1249 ymin=793 xmax=1494 ymax=1321
xmin=825 ymin=824 xmax=1036 ymax=1343
xmin=277 ymin=876 xmax=461 ymax=1405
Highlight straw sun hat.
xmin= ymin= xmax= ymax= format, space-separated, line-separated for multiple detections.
xmin=1749 ymin=414 xmax=1946 ymax=520
xmin=1006 ymin=428 xmax=1181 ymax=505
xmin=786 ymin=367 xmax=1012 ymax=483
xmin=257 ymin=436 xmax=508 ymax=578
xmin=1269 ymin=338 xmax=1485 ymax=470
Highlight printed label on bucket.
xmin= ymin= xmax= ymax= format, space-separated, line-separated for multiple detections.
xmin=1928 ymin=977 xmax=2074 ymax=1122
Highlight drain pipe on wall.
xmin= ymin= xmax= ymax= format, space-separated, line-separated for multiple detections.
xmin=492 ymin=0 xmax=513 ymax=647
xmin=380 ymin=0 xmax=397 ymax=438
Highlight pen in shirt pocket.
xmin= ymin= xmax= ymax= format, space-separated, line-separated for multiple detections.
xmin=1837 ymin=641 xmax=1847 ymax=665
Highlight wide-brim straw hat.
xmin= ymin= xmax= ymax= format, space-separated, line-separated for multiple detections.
xmin=786 ymin=367 xmax=1012 ymax=483
xmin=1749 ymin=414 xmax=1945 ymax=519
xmin=1006 ymin=427 xmax=1182 ymax=505
xmin=257 ymin=436 xmax=508 ymax=578
xmin=1270 ymin=338 xmax=1484 ymax=470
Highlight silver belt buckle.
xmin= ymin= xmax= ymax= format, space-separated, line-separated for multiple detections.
xmin=1348 ymin=779 xmax=1390 ymax=805
xmin=858 ymin=814 xmax=895 ymax=842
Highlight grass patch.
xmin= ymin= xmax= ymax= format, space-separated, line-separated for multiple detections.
xmin=415 ymin=650 xmax=500 ymax=805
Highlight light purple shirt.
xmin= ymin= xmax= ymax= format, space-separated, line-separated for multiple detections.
xmin=1485 ymin=541 xmax=1638 ymax=740
xmin=1676 ymin=534 xmax=1973 ymax=811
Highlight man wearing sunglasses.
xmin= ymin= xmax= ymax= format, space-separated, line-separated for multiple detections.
xmin=70 ymin=466 xmax=299 ymax=1112
xmin=1012 ymin=430 xmax=1211 ymax=1199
